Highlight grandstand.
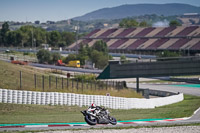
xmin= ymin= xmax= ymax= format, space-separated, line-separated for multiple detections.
xmin=67 ymin=26 xmax=200 ymax=55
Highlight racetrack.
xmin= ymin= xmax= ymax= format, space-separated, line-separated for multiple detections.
xmin=1 ymin=83 xmax=200 ymax=132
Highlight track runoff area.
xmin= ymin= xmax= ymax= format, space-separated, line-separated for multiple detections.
xmin=0 ymin=117 xmax=189 ymax=128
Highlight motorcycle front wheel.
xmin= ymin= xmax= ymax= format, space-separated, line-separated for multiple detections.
xmin=85 ymin=115 xmax=97 ymax=125
xmin=109 ymin=116 xmax=117 ymax=125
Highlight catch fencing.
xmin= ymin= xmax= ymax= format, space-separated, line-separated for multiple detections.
xmin=7 ymin=71 xmax=125 ymax=93
xmin=0 ymin=89 xmax=184 ymax=109
xmin=0 ymin=53 xmax=38 ymax=62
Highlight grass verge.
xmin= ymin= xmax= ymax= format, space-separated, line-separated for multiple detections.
xmin=0 ymin=95 xmax=199 ymax=124
xmin=0 ymin=60 xmax=142 ymax=98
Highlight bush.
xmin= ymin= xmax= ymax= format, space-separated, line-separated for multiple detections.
xmin=36 ymin=49 xmax=51 ymax=64
xmin=74 ymin=74 xmax=96 ymax=82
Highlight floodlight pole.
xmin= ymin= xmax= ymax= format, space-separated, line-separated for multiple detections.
xmin=75 ymin=22 xmax=79 ymax=54
xmin=32 ymin=29 xmax=33 ymax=51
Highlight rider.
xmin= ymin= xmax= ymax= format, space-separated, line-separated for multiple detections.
xmin=90 ymin=103 xmax=102 ymax=110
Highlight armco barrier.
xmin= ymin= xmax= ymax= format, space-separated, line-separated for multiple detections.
xmin=0 ymin=88 xmax=184 ymax=109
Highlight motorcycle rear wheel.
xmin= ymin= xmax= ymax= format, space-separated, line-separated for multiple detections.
xmin=85 ymin=115 xmax=97 ymax=125
xmin=109 ymin=116 xmax=117 ymax=125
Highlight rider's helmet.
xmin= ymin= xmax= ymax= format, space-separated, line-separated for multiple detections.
xmin=91 ymin=103 xmax=96 ymax=108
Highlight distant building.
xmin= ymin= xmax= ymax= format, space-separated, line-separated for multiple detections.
xmin=46 ymin=21 xmax=55 ymax=24
xmin=104 ymin=23 xmax=108 ymax=27
xmin=67 ymin=19 xmax=71 ymax=25
xmin=35 ymin=20 xmax=40 ymax=24
xmin=182 ymin=13 xmax=200 ymax=18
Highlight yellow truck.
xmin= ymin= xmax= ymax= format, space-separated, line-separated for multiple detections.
xmin=67 ymin=60 xmax=80 ymax=68
xmin=57 ymin=60 xmax=80 ymax=68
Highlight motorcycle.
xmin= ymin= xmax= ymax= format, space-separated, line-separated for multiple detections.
xmin=81 ymin=106 xmax=117 ymax=125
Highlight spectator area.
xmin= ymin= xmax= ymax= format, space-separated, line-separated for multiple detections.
xmin=68 ymin=26 xmax=200 ymax=52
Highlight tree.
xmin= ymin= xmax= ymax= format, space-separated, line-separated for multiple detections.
xmin=0 ymin=22 xmax=10 ymax=46
xmin=119 ymin=19 xmax=139 ymax=28
xmin=49 ymin=31 xmax=61 ymax=47
xmin=90 ymin=50 xmax=108 ymax=69
xmin=120 ymin=55 xmax=127 ymax=62
xmin=36 ymin=49 xmax=51 ymax=63
xmin=158 ymin=50 xmax=181 ymax=57
xmin=169 ymin=20 xmax=181 ymax=26
xmin=51 ymin=52 xmax=61 ymax=64
xmin=6 ymin=31 xmax=22 ymax=47
xmin=92 ymin=40 xmax=108 ymax=53
xmin=139 ymin=21 xmax=148 ymax=27
xmin=64 ymin=54 xmax=77 ymax=64
xmin=61 ymin=32 xmax=75 ymax=47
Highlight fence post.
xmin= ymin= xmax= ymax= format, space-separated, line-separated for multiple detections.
xmin=106 ymin=81 xmax=108 ymax=90
xmin=49 ymin=76 xmax=51 ymax=89
xmin=34 ymin=74 xmax=37 ymax=89
xmin=76 ymin=79 xmax=79 ymax=91
xmin=95 ymin=81 xmax=96 ymax=90
xmin=42 ymin=75 xmax=44 ymax=91
xmin=56 ymin=77 xmax=58 ymax=89
xmin=81 ymin=80 xmax=83 ymax=92
xmin=90 ymin=81 xmax=92 ymax=90
xmin=62 ymin=77 xmax=64 ymax=89
xmin=20 ymin=71 xmax=22 ymax=89
xmin=67 ymin=78 xmax=69 ymax=89
xmin=87 ymin=80 xmax=88 ymax=90
xmin=72 ymin=79 xmax=74 ymax=88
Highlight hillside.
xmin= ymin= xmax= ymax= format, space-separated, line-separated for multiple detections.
xmin=74 ymin=3 xmax=200 ymax=21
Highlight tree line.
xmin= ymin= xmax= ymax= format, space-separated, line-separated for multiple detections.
xmin=37 ymin=40 xmax=112 ymax=69
xmin=119 ymin=19 xmax=181 ymax=28
xmin=0 ymin=22 xmax=76 ymax=48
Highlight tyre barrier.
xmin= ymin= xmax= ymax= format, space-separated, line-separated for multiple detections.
xmin=0 ymin=88 xmax=184 ymax=109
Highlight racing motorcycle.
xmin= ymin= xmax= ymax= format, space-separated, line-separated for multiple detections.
xmin=81 ymin=106 xmax=117 ymax=125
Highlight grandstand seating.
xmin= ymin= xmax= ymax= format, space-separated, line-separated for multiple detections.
xmin=155 ymin=27 xmax=176 ymax=37
xmin=147 ymin=38 xmax=169 ymax=50
xmin=146 ymin=28 xmax=164 ymax=37
xmin=118 ymin=39 xmax=137 ymax=49
xmin=98 ymin=29 xmax=118 ymax=37
xmin=135 ymin=27 xmax=155 ymax=37
xmin=168 ymin=38 xmax=190 ymax=50
xmin=190 ymin=41 xmax=200 ymax=50
xmin=72 ymin=39 xmax=92 ymax=49
xmin=128 ymin=28 xmax=145 ymax=37
xmin=176 ymin=26 xmax=199 ymax=36
xmin=180 ymin=38 xmax=200 ymax=49
xmin=167 ymin=27 xmax=185 ymax=36
xmin=138 ymin=39 xmax=157 ymax=49
xmin=188 ymin=27 xmax=200 ymax=36
xmin=108 ymin=28 xmax=125 ymax=37
xmin=107 ymin=39 xmax=119 ymax=47
xmin=127 ymin=39 xmax=148 ymax=49
xmin=109 ymin=39 xmax=128 ymax=49
xmin=116 ymin=28 xmax=136 ymax=37
xmin=85 ymin=29 xmax=100 ymax=38
xmin=68 ymin=26 xmax=200 ymax=52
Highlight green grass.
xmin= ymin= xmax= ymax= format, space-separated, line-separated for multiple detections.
xmin=0 ymin=60 xmax=142 ymax=98
xmin=0 ymin=95 xmax=199 ymax=124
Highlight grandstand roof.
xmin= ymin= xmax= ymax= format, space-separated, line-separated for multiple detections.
xmin=68 ymin=26 xmax=200 ymax=51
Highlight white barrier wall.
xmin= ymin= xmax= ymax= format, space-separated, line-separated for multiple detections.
xmin=0 ymin=89 xmax=184 ymax=109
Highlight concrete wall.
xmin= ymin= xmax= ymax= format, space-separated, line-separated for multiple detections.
xmin=0 ymin=89 xmax=184 ymax=109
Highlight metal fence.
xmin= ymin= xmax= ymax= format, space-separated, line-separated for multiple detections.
xmin=0 ymin=53 xmax=38 ymax=62
xmin=11 ymin=71 xmax=125 ymax=93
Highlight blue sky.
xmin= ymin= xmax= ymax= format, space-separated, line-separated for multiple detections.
xmin=0 ymin=0 xmax=200 ymax=22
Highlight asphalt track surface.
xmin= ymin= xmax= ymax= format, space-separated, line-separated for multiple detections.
xmin=128 ymin=83 xmax=200 ymax=96
xmin=30 ymin=63 xmax=102 ymax=74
